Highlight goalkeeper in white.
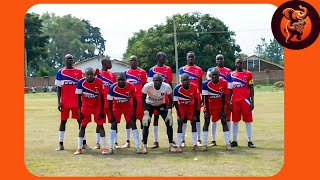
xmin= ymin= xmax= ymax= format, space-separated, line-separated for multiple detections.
xmin=141 ymin=73 xmax=177 ymax=154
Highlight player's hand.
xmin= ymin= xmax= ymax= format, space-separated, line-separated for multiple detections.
xmin=110 ymin=115 xmax=116 ymax=123
xmin=201 ymin=99 xmax=204 ymax=107
xmin=177 ymin=116 xmax=182 ymax=123
xmin=58 ymin=103 xmax=63 ymax=111
xmin=192 ymin=114 xmax=197 ymax=122
xmin=94 ymin=68 xmax=100 ymax=76
xmin=250 ymin=102 xmax=254 ymax=111
xmin=165 ymin=109 xmax=173 ymax=126
xmin=229 ymin=102 xmax=233 ymax=112
xmin=204 ymin=111 xmax=211 ymax=119
xmin=99 ymin=110 xmax=104 ymax=119
xmin=219 ymin=111 xmax=226 ymax=120
xmin=142 ymin=110 xmax=150 ymax=127
xmin=79 ymin=112 xmax=84 ymax=122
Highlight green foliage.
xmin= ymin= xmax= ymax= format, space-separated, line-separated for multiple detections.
xmin=254 ymin=38 xmax=284 ymax=65
xmin=124 ymin=12 xmax=241 ymax=72
xmin=36 ymin=66 xmax=49 ymax=77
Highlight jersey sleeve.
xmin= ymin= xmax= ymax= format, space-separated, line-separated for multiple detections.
xmin=112 ymin=73 xmax=117 ymax=83
xmin=227 ymin=74 xmax=233 ymax=89
xmin=75 ymin=80 xmax=83 ymax=94
xmin=142 ymin=83 xmax=148 ymax=94
xmin=166 ymin=84 xmax=173 ymax=95
xmin=55 ymin=71 xmax=62 ymax=87
xmin=248 ymin=72 xmax=254 ymax=85
xmin=131 ymin=85 xmax=137 ymax=98
xmin=147 ymin=68 xmax=153 ymax=82
xmin=198 ymin=68 xmax=204 ymax=80
xmin=223 ymin=81 xmax=228 ymax=95
xmin=99 ymin=82 xmax=104 ymax=95
xmin=167 ymin=67 xmax=173 ymax=83
xmin=202 ymin=81 xmax=208 ymax=95
xmin=141 ymin=70 xmax=147 ymax=84
xmin=173 ymin=86 xmax=179 ymax=102
xmin=107 ymin=86 xmax=114 ymax=100
xmin=206 ymin=68 xmax=212 ymax=80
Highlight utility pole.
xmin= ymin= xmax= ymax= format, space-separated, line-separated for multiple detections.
xmin=173 ymin=17 xmax=179 ymax=85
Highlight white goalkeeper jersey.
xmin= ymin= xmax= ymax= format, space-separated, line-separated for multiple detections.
xmin=142 ymin=82 xmax=172 ymax=106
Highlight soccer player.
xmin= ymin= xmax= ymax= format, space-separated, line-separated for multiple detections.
xmin=141 ymin=73 xmax=176 ymax=154
xmin=123 ymin=55 xmax=147 ymax=148
xmin=202 ymin=68 xmax=232 ymax=151
xmin=228 ymin=58 xmax=256 ymax=148
xmin=94 ymin=58 xmax=117 ymax=149
xmin=107 ymin=73 xmax=141 ymax=154
xmin=55 ymin=54 xmax=90 ymax=151
xmin=178 ymin=51 xmax=204 ymax=147
xmin=206 ymin=54 xmax=232 ymax=146
xmin=147 ymin=52 xmax=173 ymax=149
xmin=73 ymin=67 xmax=107 ymax=155
xmin=173 ymin=73 xmax=199 ymax=152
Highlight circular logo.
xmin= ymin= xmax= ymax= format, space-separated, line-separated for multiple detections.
xmin=271 ymin=0 xmax=319 ymax=50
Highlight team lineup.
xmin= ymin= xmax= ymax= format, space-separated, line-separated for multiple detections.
xmin=55 ymin=51 xmax=256 ymax=155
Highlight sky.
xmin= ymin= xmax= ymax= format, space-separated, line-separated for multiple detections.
xmin=27 ymin=4 xmax=277 ymax=60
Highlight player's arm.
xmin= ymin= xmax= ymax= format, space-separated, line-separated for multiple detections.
xmin=249 ymin=84 xmax=254 ymax=110
xmin=107 ymin=88 xmax=115 ymax=122
xmin=132 ymin=97 xmax=137 ymax=117
xmin=99 ymin=94 xmax=104 ymax=119
xmin=221 ymin=94 xmax=225 ymax=113
xmin=227 ymin=74 xmax=233 ymax=112
xmin=77 ymin=94 xmax=84 ymax=121
xmin=142 ymin=93 xmax=147 ymax=111
xmin=173 ymin=87 xmax=181 ymax=118
xmin=57 ymin=87 xmax=62 ymax=110
xmin=167 ymin=92 xmax=173 ymax=109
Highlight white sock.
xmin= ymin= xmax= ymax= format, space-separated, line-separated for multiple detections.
xmin=143 ymin=144 xmax=147 ymax=148
xmin=83 ymin=133 xmax=86 ymax=140
xmin=182 ymin=123 xmax=187 ymax=141
xmin=192 ymin=132 xmax=197 ymax=146
xmin=101 ymin=137 xmax=107 ymax=149
xmin=203 ymin=131 xmax=208 ymax=145
xmin=96 ymin=133 xmax=100 ymax=144
xmin=211 ymin=122 xmax=217 ymax=141
xmin=77 ymin=137 xmax=84 ymax=149
xmin=224 ymin=131 xmax=230 ymax=145
xmin=154 ymin=126 xmax=158 ymax=142
xmin=196 ymin=122 xmax=201 ymax=140
xmin=227 ymin=121 xmax=231 ymax=140
xmin=109 ymin=130 xmax=116 ymax=149
xmin=132 ymin=129 xmax=140 ymax=148
xmin=114 ymin=132 xmax=118 ymax=144
xmin=141 ymin=128 xmax=144 ymax=140
xmin=246 ymin=122 xmax=252 ymax=142
xmin=59 ymin=131 xmax=65 ymax=142
xmin=177 ymin=133 xmax=183 ymax=146
xmin=126 ymin=128 xmax=130 ymax=141
xmin=233 ymin=122 xmax=239 ymax=142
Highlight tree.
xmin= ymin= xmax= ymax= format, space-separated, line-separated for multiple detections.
xmin=123 ymin=12 xmax=241 ymax=72
xmin=24 ymin=13 xmax=49 ymax=76
xmin=36 ymin=66 xmax=49 ymax=77
xmin=254 ymin=38 xmax=284 ymax=65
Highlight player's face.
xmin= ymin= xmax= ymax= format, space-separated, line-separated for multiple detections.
xmin=235 ymin=59 xmax=243 ymax=71
xmin=187 ymin=53 xmax=195 ymax=65
xmin=181 ymin=77 xmax=190 ymax=88
xmin=153 ymin=78 xmax=162 ymax=89
xmin=102 ymin=61 xmax=112 ymax=69
xmin=158 ymin=56 xmax=166 ymax=65
xmin=130 ymin=58 xmax=137 ymax=68
xmin=65 ymin=57 xmax=73 ymax=67
xmin=86 ymin=71 xmax=94 ymax=83
xmin=211 ymin=72 xmax=219 ymax=83
xmin=118 ymin=77 xmax=126 ymax=88
xmin=216 ymin=56 xmax=224 ymax=67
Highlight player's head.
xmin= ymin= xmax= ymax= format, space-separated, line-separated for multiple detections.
xmin=64 ymin=54 xmax=74 ymax=68
xmin=153 ymin=73 xmax=163 ymax=89
xmin=235 ymin=58 xmax=243 ymax=71
xmin=186 ymin=51 xmax=195 ymax=66
xmin=85 ymin=67 xmax=95 ymax=83
xmin=129 ymin=55 xmax=138 ymax=69
xmin=180 ymin=73 xmax=190 ymax=89
xmin=117 ymin=72 xmax=127 ymax=88
xmin=210 ymin=67 xmax=220 ymax=83
xmin=216 ymin=54 xmax=224 ymax=67
xmin=156 ymin=52 xmax=166 ymax=65
xmin=101 ymin=58 xmax=112 ymax=70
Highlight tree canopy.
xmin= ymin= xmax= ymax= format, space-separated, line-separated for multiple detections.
xmin=254 ymin=38 xmax=284 ymax=66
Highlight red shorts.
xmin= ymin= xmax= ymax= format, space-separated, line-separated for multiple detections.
xmin=208 ymin=108 xmax=223 ymax=122
xmin=232 ymin=99 xmax=253 ymax=122
xmin=203 ymin=105 xmax=231 ymax=122
xmin=136 ymin=98 xmax=144 ymax=120
xmin=113 ymin=108 xmax=133 ymax=123
xmin=177 ymin=108 xmax=194 ymax=121
xmin=61 ymin=107 xmax=79 ymax=120
xmin=81 ymin=108 xmax=104 ymax=126
xmin=104 ymin=108 xmax=111 ymax=123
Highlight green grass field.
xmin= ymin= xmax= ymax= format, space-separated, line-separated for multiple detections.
xmin=24 ymin=86 xmax=284 ymax=176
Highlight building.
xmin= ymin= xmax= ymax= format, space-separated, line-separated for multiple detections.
xmin=74 ymin=56 xmax=130 ymax=73
xmin=243 ymin=55 xmax=284 ymax=72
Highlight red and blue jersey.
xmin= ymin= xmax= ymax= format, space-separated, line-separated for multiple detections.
xmin=96 ymin=70 xmax=117 ymax=108
xmin=173 ymin=83 xmax=199 ymax=109
xmin=202 ymin=79 xmax=228 ymax=109
xmin=107 ymin=82 xmax=136 ymax=109
xmin=75 ymin=78 xmax=104 ymax=110
xmin=227 ymin=70 xmax=253 ymax=102
xmin=124 ymin=68 xmax=147 ymax=97
xmin=147 ymin=65 xmax=173 ymax=83
xmin=178 ymin=65 xmax=204 ymax=89
xmin=55 ymin=67 xmax=83 ymax=107
xmin=206 ymin=67 xmax=232 ymax=81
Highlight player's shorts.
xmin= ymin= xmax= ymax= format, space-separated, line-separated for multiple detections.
xmin=103 ymin=108 xmax=111 ymax=123
xmin=207 ymin=108 xmax=223 ymax=122
xmin=61 ymin=107 xmax=79 ymax=120
xmin=81 ymin=108 xmax=104 ymax=126
xmin=136 ymin=97 xmax=144 ymax=120
xmin=232 ymin=98 xmax=253 ymax=123
xmin=113 ymin=107 xmax=133 ymax=123
xmin=146 ymin=103 xmax=168 ymax=120
xmin=177 ymin=107 xmax=194 ymax=121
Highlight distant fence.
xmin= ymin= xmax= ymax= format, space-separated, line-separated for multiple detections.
xmin=24 ymin=70 xmax=284 ymax=91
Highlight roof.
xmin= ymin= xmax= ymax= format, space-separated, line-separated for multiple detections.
xmin=74 ymin=56 xmax=129 ymax=66
xmin=244 ymin=55 xmax=284 ymax=70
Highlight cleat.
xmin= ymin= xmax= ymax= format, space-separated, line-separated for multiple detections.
xmin=151 ymin=142 xmax=159 ymax=149
xmin=136 ymin=148 xmax=142 ymax=154
xmin=231 ymin=141 xmax=238 ymax=147
xmin=248 ymin=141 xmax=256 ymax=148
xmin=168 ymin=145 xmax=177 ymax=152
xmin=93 ymin=143 xmax=100 ymax=149
xmin=74 ymin=149 xmax=82 ymax=155
xmin=82 ymin=144 xmax=91 ymax=150
xmin=142 ymin=147 xmax=148 ymax=154
xmin=114 ymin=143 xmax=121 ymax=149
xmin=106 ymin=148 xmax=114 ymax=155
xmin=226 ymin=144 xmax=233 ymax=150
xmin=172 ymin=141 xmax=178 ymax=148
xmin=56 ymin=144 xmax=64 ymax=151
xmin=177 ymin=146 xmax=183 ymax=153
xmin=101 ymin=148 xmax=108 ymax=155
xmin=192 ymin=145 xmax=199 ymax=151
xmin=122 ymin=142 xmax=130 ymax=148
xmin=202 ymin=145 xmax=208 ymax=151
xmin=197 ymin=140 xmax=202 ymax=147
xmin=209 ymin=141 xmax=217 ymax=147
xmin=181 ymin=141 xmax=186 ymax=148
